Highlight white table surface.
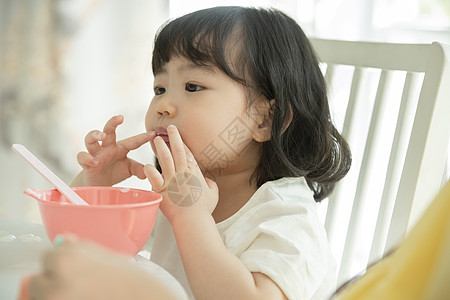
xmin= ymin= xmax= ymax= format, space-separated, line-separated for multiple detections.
xmin=0 ymin=218 xmax=188 ymax=299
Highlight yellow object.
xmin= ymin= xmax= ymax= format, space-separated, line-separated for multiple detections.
xmin=335 ymin=180 xmax=450 ymax=300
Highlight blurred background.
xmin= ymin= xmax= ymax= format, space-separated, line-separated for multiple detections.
xmin=1 ymin=0 xmax=449 ymax=224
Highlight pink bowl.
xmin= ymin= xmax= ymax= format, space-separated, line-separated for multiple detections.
xmin=25 ymin=187 xmax=162 ymax=256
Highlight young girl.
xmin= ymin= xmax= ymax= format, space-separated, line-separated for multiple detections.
xmin=30 ymin=6 xmax=351 ymax=300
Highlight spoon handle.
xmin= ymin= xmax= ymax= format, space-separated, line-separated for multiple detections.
xmin=12 ymin=144 xmax=89 ymax=206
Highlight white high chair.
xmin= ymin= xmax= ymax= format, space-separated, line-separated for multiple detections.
xmin=309 ymin=38 xmax=450 ymax=286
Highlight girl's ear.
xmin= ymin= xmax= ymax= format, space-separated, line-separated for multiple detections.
xmin=251 ymin=99 xmax=275 ymax=142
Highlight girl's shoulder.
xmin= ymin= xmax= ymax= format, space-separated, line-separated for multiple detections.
xmin=217 ymin=176 xmax=318 ymax=231
xmin=260 ymin=176 xmax=314 ymax=203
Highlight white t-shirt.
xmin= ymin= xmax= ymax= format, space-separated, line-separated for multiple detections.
xmin=150 ymin=177 xmax=336 ymax=300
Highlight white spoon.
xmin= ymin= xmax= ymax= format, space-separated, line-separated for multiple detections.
xmin=12 ymin=144 xmax=89 ymax=206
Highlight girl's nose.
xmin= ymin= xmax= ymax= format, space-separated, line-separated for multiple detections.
xmin=156 ymin=95 xmax=178 ymax=117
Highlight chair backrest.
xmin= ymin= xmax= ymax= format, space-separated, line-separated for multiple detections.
xmin=310 ymin=38 xmax=450 ymax=286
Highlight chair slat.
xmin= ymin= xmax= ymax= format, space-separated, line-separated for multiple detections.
xmin=368 ymin=72 xmax=422 ymax=263
xmin=341 ymin=67 xmax=363 ymax=140
xmin=386 ymin=42 xmax=450 ymax=252
xmin=325 ymin=67 xmax=363 ymax=247
xmin=324 ymin=63 xmax=335 ymax=89
xmin=338 ymin=70 xmax=393 ymax=283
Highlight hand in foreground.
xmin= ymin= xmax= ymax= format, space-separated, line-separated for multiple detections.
xmin=144 ymin=125 xmax=218 ymax=223
xmin=26 ymin=236 xmax=181 ymax=300
xmin=74 ymin=115 xmax=154 ymax=186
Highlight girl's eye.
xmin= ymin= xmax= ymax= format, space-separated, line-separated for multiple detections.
xmin=154 ymin=87 xmax=166 ymax=95
xmin=185 ymin=83 xmax=203 ymax=92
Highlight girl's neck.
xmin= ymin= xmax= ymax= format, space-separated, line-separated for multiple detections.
xmin=211 ymin=169 xmax=258 ymax=223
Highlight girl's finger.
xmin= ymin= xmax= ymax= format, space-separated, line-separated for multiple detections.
xmin=144 ymin=164 xmax=164 ymax=192
xmin=84 ymin=130 xmax=105 ymax=156
xmin=167 ymin=125 xmax=187 ymax=171
xmin=154 ymin=136 xmax=175 ymax=179
xmin=204 ymin=176 xmax=218 ymax=191
xmin=101 ymin=115 xmax=124 ymax=147
xmin=128 ymin=159 xmax=146 ymax=179
xmin=183 ymin=142 xmax=196 ymax=165
xmin=117 ymin=131 xmax=155 ymax=152
xmin=77 ymin=151 xmax=99 ymax=168
xmin=182 ymin=142 xmax=200 ymax=173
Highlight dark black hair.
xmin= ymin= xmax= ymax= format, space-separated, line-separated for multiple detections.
xmin=152 ymin=6 xmax=351 ymax=201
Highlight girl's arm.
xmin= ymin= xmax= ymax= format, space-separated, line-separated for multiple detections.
xmin=172 ymin=210 xmax=288 ymax=300
xmin=144 ymin=125 xmax=287 ymax=300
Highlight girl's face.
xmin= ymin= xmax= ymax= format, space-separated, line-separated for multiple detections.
xmin=145 ymin=56 xmax=263 ymax=179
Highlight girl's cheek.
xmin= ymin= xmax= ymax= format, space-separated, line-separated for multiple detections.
xmin=144 ymin=101 xmax=157 ymax=130
xmin=144 ymin=113 xmax=152 ymax=132
xmin=176 ymin=123 xmax=201 ymax=155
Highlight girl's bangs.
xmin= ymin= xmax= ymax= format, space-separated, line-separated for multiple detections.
xmin=152 ymin=30 xmax=215 ymax=72
xmin=152 ymin=7 xmax=241 ymax=78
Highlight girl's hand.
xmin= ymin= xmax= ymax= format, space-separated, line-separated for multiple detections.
xmin=144 ymin=125 xmax=218 ymax=223
xmin=28 ymin=236 xmax=180 ymax=300
xmin=74 ymin=115 xmax=154 ymax=186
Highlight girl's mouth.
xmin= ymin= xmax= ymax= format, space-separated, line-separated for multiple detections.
xmin=155 ymin=126 xmax=170 ymax=147
xmin=157 ymin=134 xmax=170 ymax=143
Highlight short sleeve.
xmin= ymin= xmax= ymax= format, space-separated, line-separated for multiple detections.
xmin=217 ymin=178 xmax=337 ymax=299
xmin=239 ymin=212 xmax=336 ymax=300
